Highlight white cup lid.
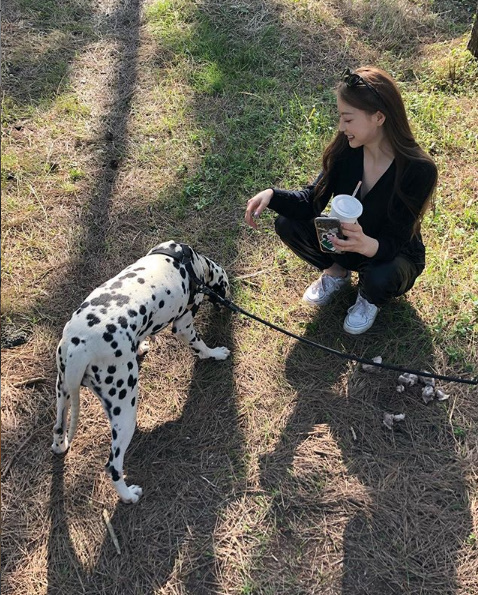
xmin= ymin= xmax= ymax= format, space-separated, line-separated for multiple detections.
xmin=331 ymin=194 xmax=363 ymax=218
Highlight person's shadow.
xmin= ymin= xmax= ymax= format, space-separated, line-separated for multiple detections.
xmin=47 ymin=306 xmax=245 ymax=594
xmin=258 ymin=284 xmax=472 ymax=594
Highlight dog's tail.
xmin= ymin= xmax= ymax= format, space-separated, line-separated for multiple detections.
xmin=62 ymin=346 xmax=89 ymax=445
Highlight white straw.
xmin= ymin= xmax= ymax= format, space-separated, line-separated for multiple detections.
xmin=352 ymin=181 xmax=362 ymax=197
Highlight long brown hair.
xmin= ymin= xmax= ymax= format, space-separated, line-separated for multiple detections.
xmin=315 ymin=66 xmax=437 ymax=234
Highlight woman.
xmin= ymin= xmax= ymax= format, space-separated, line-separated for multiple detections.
xmin=245 ymin=66 xmax=437 ymax=335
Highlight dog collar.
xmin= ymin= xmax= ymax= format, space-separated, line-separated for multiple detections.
xmin=149 ymin=243 xmax=202 ymax=295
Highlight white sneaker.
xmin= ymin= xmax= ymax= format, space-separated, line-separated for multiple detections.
xmin=302 ymin=272 xmax=351 ymax=306
xmin=343 ymin=293 xmax=379 ymax=335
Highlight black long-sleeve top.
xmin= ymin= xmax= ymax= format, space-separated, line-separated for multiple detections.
xmin=269 ymin=145 xmax=437 ymax=266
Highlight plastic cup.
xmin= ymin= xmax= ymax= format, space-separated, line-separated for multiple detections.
xmin=329 ymin=194 xmax=363 ymax=223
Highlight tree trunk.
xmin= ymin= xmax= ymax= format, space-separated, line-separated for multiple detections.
xmin=468 ymin=12 xmax=478 ymax=58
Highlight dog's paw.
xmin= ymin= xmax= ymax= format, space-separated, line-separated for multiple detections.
xmin=51 ymin=438 xmax=69 ymax=454
xmin=121 ymin=485 xmax=143 ymax=504
xmin=137 ymin=340 xmax=150 ymax=357
xmin=209 ymin=346 xmax=230 ymax=360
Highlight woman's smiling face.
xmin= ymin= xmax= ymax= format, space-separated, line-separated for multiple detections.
xmin=337 ymin=96 xmax=385 ymax=148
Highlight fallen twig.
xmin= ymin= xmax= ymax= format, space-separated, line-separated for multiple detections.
xmin=12 ymin=377 xmax=47 ymax=388
xmin=103 ymin=509 xmax=121 ymax=555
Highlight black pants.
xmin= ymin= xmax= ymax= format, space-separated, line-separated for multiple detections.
xmin=274 ymin=216 xmax=424 ymax=306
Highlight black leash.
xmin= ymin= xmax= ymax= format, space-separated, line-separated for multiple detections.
xmin=200 ymin=285 xmax=478 ymax=387
xmin=150 ymin=244 xmax=477 ymax=386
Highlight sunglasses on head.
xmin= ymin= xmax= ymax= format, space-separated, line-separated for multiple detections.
xmin=341 ymin=68 xmax=384 ymax=106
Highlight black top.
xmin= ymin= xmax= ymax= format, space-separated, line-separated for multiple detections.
xmin=269 ymin=145 xmax=437 ymax=265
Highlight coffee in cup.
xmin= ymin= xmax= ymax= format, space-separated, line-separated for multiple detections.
xmin=329 ymin=194 xmax=363 ymax=223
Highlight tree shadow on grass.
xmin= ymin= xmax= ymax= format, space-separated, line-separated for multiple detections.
xmin=46 ymin=308 xmax=245 ymax=594
xmin=257 ymin=287 xmax=472 ymax=593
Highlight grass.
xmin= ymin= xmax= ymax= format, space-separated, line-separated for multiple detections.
xmin=1 ymin=0 xmax=478 ymax=593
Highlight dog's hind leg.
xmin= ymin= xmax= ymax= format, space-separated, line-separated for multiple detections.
xmin=172 ymin=311 xmax=230 ymax=360
xmin=104 ymin=374 xmax=143 ymax=503
xmin=51 ymin=371 xmax=71 ymax=454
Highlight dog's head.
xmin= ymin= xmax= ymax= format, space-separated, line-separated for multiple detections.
xmin=203 ymin=257 xmax=230 ymax=306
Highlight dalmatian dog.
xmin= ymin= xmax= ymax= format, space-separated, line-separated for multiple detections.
xmin=51 ymin=241 xmax=230 ymax=503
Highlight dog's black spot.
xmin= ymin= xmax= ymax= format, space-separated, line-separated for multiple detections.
xmin=134 ymin=267 xmax=145 ymax=271
xmin=109 ymin=388 xmax=116 ymax=396
xmin=112 ymin=428 xmax=117 ymax=440
xmin=87 ymin=313 xmax=101 ymax=327
xmin=115 ymin=350 xmax=123 ymax=358
xmin=117 ymin=378 xmax=124 ymax=387
xmin=95 ymin=373 xmax=101 ymax=383
xmin=103 ymin=332 xmax=113 ymax=342
xmin=142 ymin=315 xmax=148 ymax=326
xmin=70 ymin=337 xmax=80 ymax=346
xmin=127 ymin=362 xmax=133 ymax=370
xmin=105 ymin=376 xmax=114 ymax=384
xmin=92 ymin=365 xmax=98 ymax=372
xmin=180 ymin=267 xmax=186 ymax=279
xmin=159 ymin=300 xmax=165 ymax=308
xmin=91 ymin=293 xmax=113 ymax=307
xmin=139 ymin=305 xmax=146 ymax=315
xmin=120 ymin=272 xmax=137 ymax=279
xmin=110 ymin=281 xmax=122 ymax=289
xmin=166 ymin=290 xmax=171 ymax=295
xmin=151 ymin=294 xmax=156 ymax=301
xmin=110 ymin=466 xmax=120 ymax=482
xmin=115 ymin=448 xmax=120 ymax=458
xmin=119 ymin=389 xmax=127 ymax=399
xmin=137 ymin=278 xmax=145 ymax=284
xmin=152 ymin=324 xmax=163 ymax=333
xmin=182 ymin=282 xmax=186 ymax=294
xmin=115 ymin=295 xmax=130 ymax=306
xmin=131 ymin=397 xmax=136 ymax=407
xmin=107 ymin=365 xmax=116 ymax=374
xmin=131 ymin=324 xmax=137 ymax=331
xmin=113 ymin=406 xmax=121 ymax=416
xmin=193 ymin=348 xmax=201 ymax=353
xmin=118 ymin=316 xmax=128 ymax=329
xmin=106 ymin=324 xmax=117 ymax=334
xmin=127 ymin=375 xmax=137 ymax=388
xmin=108 ymin=452 xmax=114 ymax=462
xmin=172 ymin=326 xmax=177 ymax=334
xmin=128 ymin=309 xmax=138 ymax=318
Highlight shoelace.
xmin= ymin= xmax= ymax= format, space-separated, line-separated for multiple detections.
xmin=349 ymin=294 xmax=373 ymax=319
xmin=320 ymin=274 xmax=342 ymax=293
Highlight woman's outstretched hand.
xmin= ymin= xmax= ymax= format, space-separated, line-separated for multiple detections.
xmin=332 ymin=221 xmax=379 ymax=258
xmin=245 ymin=189 xmax=274 ymax=229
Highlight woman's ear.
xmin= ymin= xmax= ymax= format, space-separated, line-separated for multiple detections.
xmin=375 ymin=110 xmax=386 ymax=126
